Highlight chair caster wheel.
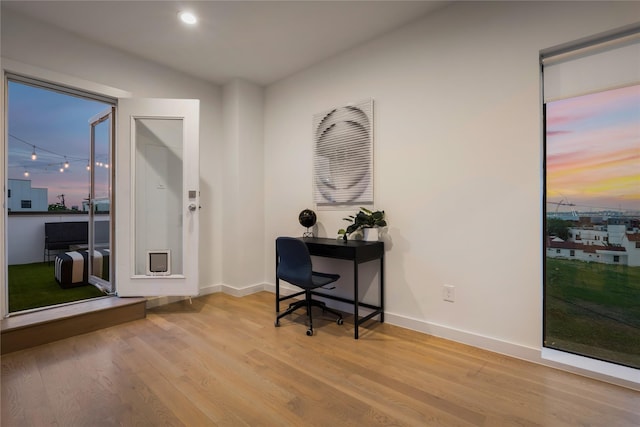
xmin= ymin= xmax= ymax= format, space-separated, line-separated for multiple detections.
xmin=337 ymin=318 xmax=344 ymax=325
xmin=306 ymin=328 xmax=313 ymax=336
xmin=274 ymin=320 xmax=280 ymax=327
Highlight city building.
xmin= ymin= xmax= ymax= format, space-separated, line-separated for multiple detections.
xmin=7 ymin=178 xmax=48 ymax=212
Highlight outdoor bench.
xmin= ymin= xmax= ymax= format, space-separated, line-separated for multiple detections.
xmin=44 ymin=221 xmax=109 ymax=262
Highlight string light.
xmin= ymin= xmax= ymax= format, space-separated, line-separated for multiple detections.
xmin=10 ymin=133 xmax=97 ymax=174
xmin=9 ymin=133 xmax=112 ymax=179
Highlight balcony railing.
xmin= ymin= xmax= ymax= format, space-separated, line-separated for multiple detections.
xmin=7 ymin=212 xmax=109 ymax=265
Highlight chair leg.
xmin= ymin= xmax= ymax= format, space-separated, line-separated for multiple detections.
xmin=319 ymin=303 xmax=343 ymax=324
xmin=305 ymin=290 xmax=314 ymax=336
xmin=308 ymin=299 xmax=343 ymax=323
xmin=274 ymin=292 xmax=344 ymax=334
xmin=275 ymin=299 xmax=307 ymax=324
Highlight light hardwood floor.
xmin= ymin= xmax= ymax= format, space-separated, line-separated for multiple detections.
xmin=2 ymin=291 xmax=639 ymax=426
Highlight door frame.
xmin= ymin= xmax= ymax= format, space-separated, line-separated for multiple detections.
xmin=89 ymin=107 xmax=115 ymax=293
xmin=1 ymin=58 xmax=130 ymax=317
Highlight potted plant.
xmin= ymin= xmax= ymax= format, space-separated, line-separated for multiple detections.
xmin=338 ymin=207 xmax=387 ymax=241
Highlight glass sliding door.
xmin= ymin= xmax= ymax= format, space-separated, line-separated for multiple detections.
xmin=89 ymin=108 xmax=114 ymax=293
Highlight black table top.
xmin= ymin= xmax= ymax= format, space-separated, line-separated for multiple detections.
xmin=302 ymin=237 xmax=384 ymax=262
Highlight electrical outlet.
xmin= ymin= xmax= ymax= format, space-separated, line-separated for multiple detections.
xmin=443 ymin=285 xmax=455 ymax=302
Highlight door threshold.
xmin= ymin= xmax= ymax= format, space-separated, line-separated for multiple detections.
xmin=1 ymin=296 xmax=147 ymax=354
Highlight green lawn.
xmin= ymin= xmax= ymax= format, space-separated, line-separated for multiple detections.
xmin=545 ymin=257 xmax=640 ymax=369
xmin=8 ymin=262 xmax=106 ymax=313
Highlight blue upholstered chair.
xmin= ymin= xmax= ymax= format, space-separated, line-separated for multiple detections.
xmin=274 ymin=237 xmax=343 ymax=336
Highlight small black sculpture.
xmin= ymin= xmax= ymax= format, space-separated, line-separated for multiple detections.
xmin=298 ymin=209 xmax=317 ymax=237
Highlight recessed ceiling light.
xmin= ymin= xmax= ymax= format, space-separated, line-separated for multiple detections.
xmin=179 ymin=11 xmax=197 ymax=25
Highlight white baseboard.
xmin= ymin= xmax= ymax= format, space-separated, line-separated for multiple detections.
xmin=144 ymin=284 xmax=222 ymax=309
xmin=385 ymin=311 xmax=540 ymax=361
xmin=541 ymin=348 xmax=640 ymax=390
xmin=263 ymin=282 xmax=299 ymax=296
xmin=220 ymin=283 xmax=266 ymax=297
xmin=385 ymin=311 xmax=639 ymax=391
xmin=145 ymin=295 xmax=189 ymax=309
xmin=199 ymin=283 xmax=222 ymax=296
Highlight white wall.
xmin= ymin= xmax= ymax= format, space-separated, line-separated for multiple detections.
xmin=221 ymin=79 xmax=265 ymax=293
xmin=8 ymin=215 xmax=51 ymax=265
xmin=1 ymin=8 xmax=224 ymax=290
xmin=263 ymin=1 xmax=640 ymax=384
xmin=7 ymin=215 xmax=109 ymax=265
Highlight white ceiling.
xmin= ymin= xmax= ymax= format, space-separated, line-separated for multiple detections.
xmin=2 ymin=1 xmax=449 ymax=86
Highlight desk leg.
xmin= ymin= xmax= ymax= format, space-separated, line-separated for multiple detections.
xmin=380 ymin=254 xmax=384 ymax=322
xmin=354 ymin=260 xmax=359 ymax=339
xmin=275 ymin=247 xmax=280 ymax=313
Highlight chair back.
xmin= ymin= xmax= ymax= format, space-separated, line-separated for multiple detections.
xmin=276 ymin=237 xmax=313 ymax=287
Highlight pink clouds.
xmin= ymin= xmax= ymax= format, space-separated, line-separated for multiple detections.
xmin=546 ymin=84 xmax=639 ymax=212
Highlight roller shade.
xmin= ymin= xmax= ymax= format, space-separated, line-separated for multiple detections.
xmin=542 ymin=28 xmax=640 ymax=102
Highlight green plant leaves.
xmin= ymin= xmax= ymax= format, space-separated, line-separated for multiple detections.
xmin=338 ymin=207 xmax=386 ymax=240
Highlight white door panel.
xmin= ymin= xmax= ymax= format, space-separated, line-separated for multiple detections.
xmin=116 ymin=98 xmax=199 ymax=297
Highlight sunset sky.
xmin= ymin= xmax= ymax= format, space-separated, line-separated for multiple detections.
xmin=546 ymin=84 xmax=640 ymax=214
xmin=7 ymin=81 xmax=111 ymax=209
xmin=8 ymin=80 xmax=638 ymax=213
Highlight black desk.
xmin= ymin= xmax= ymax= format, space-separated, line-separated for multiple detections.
xmin=275 ymin=237 xmax=384 ymax=339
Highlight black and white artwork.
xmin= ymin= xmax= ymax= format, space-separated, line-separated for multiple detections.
xmin=313 ymin=99 xmax=373 ymax=206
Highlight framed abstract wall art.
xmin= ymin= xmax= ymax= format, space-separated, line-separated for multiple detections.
xmin=313 ymin=99 xmax=373 ymax=206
